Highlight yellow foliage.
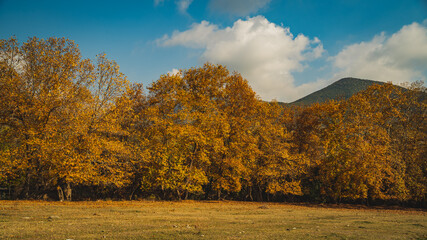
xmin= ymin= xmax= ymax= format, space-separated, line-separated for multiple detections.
xmin=1 ymin=36 xmax=425 ymax=203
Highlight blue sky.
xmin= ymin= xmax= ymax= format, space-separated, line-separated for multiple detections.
xmin=1 ymin=0 xmax=426 ymax=101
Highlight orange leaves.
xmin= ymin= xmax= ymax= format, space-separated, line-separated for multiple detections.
xmin=0 ymin=37 xmax=133 ymax=199
xmin=292 ymin=83 xmax=426 ymax=202
xmin=1 ymin=36 xmax=425 ymax=203
xmin=130 ymin=63 xmax=264 ymax=198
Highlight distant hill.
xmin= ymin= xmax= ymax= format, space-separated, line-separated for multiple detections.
xmin=289 ymin=77 xmax=385 ymax=106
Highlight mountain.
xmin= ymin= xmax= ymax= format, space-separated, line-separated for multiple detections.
xmin=289 ymin=77 xmax=385 ymax=106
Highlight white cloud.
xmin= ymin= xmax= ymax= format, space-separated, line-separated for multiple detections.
xmin=153 ymin=0 xmax=193 ymax=14
xmin=157 ymin=18 xmax=427 ymax=102
xmin=158 ymin=16 xmax=323 ymax=101
xmin=177 ymin=0 xmax=193 ymax=14
xmin=168 ymin=68 xmax=181 ymax=75
xmin=159 ymin=21 xmax=217 ymax=48
xmin=332 ymin=22 xmax=427 ymax=84
xmin=209 ymin=0 xmax=271 ymax=16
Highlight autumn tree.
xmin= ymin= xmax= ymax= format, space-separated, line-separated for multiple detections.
xmin=0 ymin=37 xmax=130 ymax=200
xmin=295 ymin=83 xmax=424 ymax=203
xmin=395 ymin=82 xmax=427 ymax=202
xmin=317 ymin=96 xmax=405 ymax=202
xmin=247 ymin=101 xmax=307 ymax=201
xmin=288 ymin=102 xmax=333 ymax=200
xmin=355 ymin=82 xmax=426 ymax=202
xmin=129 ymin=69 xmax=213 ymax=199
xmin=0 ymin=37 xmax=92 ymax=198
xmin=1 ymin=36 xmax=425 ymax=204
xmin=124 ymin=64 xmax=263 ymax=200
xmin=209 ymin=70 xmax=260 ymax=199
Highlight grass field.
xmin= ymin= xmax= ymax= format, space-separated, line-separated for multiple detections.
xmin=0 ymin=200 xmax=425 ymax=240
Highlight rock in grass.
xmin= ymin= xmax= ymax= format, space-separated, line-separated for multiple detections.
xmin=48 ymin=216 xmax=60 ymax=220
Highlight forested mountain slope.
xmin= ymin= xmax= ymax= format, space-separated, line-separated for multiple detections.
xmin=290 ymin=77 xmax=385 ymax=105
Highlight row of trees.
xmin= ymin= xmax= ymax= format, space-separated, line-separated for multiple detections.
xmin=1 ymin=37 xmax=426 ymax=204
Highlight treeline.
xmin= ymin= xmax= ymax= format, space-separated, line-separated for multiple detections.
xmin=1 ymin=37 xmax=426 ymax=205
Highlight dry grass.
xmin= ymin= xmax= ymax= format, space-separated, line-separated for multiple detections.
xmin=0 ymin=200 xmax=426 ymax=239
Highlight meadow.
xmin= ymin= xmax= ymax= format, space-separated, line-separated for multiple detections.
xmin=0 ymin=200 xmax=425 ymax=240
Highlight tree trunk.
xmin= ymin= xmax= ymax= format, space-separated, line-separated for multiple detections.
xmin=57 ymin=186 xmax=64 ymax=202
xmin=65 ymin=182 xmax=72 ymax=201
xmin=257 ymin=185 xmax=263 ymax=202
xmin=176 ymin=189 xmax=182 ymax=201
xmin=129 ymin=183 xmax=140 ymax=200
